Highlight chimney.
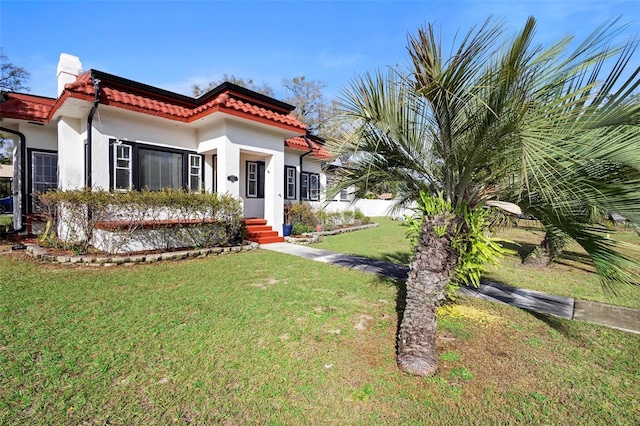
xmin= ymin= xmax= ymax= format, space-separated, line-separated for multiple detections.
xmin=56 ymin=53 xmax=82 ymax=97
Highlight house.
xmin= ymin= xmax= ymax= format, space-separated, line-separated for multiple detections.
xmin=0 ymin=53 xmax=332 ymax=242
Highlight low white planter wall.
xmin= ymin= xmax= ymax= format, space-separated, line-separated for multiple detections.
xmin=92 ymin=221 xmax=234 ymax=254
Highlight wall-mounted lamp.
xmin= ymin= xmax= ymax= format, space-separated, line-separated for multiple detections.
xmin=227 ymin=175 xmax=238 ymax=182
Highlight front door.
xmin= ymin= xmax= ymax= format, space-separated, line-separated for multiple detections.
xmin=244 ymin=160 xmax=265 ymax=218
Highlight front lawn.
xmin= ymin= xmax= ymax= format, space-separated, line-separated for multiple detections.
xmin=1 ymin=249 xmax=639 ymax=424
xmin=315 ymin=217 xmax=640 ymax=309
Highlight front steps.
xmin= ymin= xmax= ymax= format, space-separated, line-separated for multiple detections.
xmin=244 ymin=218 xmax=285 ymax=244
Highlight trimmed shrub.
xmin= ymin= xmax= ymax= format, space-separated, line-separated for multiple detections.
xmin=37 ymin=189 xmax=243 ymax=254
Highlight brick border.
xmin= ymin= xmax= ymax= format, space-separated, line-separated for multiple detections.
xmin=25 ymin=242 xmax=259 ymax=266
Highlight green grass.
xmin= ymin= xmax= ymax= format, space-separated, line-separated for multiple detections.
xmin=315 ymin=216 xmax=411 ymax=264
xmin=485 ymin=225 xmax=640 ymax=309
xmin=0 ymin=214 xmax=12 ymax=230
xmin=1 ymin=248 xmax=639 ymax=424
xmin=316 ymin=217 xmax=640 ymax=309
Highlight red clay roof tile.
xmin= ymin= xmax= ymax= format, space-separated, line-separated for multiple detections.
xmin=0 ymin=93 xmax=56 ymax=122
xmin=285 ymin=136 xmax=333 ymax=159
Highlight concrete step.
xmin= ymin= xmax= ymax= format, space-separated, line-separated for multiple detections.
xmin=245 ymin=225 xmax=272 ymax=232
xmin=248 ymin=230 xmax=279 ymax=238
xmin=244 ymin=218 xmax=267 ymax=226
xmin=254 ymin=236 xmax=285 ymax=244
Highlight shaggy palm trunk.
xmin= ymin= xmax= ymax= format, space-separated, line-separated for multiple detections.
xmin=397 ymin=214 xmax=459 ymax=376
xmin=523 ymin=231 xmax=566 ymax=268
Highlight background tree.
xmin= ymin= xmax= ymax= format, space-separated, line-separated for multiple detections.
xmin=0 ymin=49 xmax=30 ymax=92
xmin=1 ymin=49 xmax=31 ymax=164
xmin=192 ymin=74 xmax=275 ymax=98
xmin=331 ymin=17 xmax=640 ymax=376
xmin=282 ymin=76 xmax=333 ymax=137
xmin=192 ymin=73 xmax=341 ymax=143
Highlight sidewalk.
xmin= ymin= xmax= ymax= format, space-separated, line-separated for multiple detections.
xmin=261 ymin=242 xmax=640 ymax=335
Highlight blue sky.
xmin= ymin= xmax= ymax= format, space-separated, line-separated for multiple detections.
xmin=2 ymin=1 xmax=639 ymax=100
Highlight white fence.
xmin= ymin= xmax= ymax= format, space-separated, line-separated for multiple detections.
xmin=317 ymin=199 xmax=416 ymax=220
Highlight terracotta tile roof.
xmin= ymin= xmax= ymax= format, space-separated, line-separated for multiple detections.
xmin=61 ymin=71 xmax=307 ymax=131
xmin=285 ymin=136 xmax=333 ymax=159
xmin=0 ymin=93 xmax=56 ymax=122
xmin=3 ymin=71 xmax=307 ymax=134
xmin=2 ymin=70 xmax=333 ymax=157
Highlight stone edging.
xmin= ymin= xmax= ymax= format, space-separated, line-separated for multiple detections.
xmin=25 ymin=242 xmax=260 ymax=266
xmin=285 ymin=223 xmax=379 ymax=245
xmin=315 ymin=223 xmax=379 ymax=236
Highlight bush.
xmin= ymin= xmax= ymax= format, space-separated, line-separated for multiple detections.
xmin=315 ymin=208 xmax=371 ymax=231
xmin=292 ymin=222 xmax=315 ymax=235
xmin=288 ymin=202 xmax=317 ymax=226
xmin=37 ymin=189 xmax=244 ymax=254
xmin=283 ymin=202 xmax=372 ymax=234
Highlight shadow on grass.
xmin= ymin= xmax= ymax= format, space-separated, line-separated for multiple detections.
xmin=556 ymin=251 xmax=597 ymax=272
xmin=525 ymin=310 xmax=587 ymax=342
xmin=500 ymin=240 xmax=538 ymax=262
xmin=371 ymin=274 xmax=406 ymax=357
xmin=379 ymin=251 xmax=412 ymax=266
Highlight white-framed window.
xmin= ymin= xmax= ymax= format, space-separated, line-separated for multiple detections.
xmin=339 ymin=189 xmax=349 ymax=202
xmin=212 ymin=155 xmax=218 ymax=193
xmin=300 ymin=173 xmax=308 ymax=200
xmin=310 ymin=174 xmax=320 ymax=201
xmin=247 ymin=162 xmax=258 ymax=197
xmin=284 ymin=166 xmax=296 ymax=200
xmin=301 ymin=172 xmax=320 ymax=201
xmin=189 ymin=154 xmax=202 ymax=192
xmin=246 ymin=161 xmax=265 ymax=198
xmin=114 ymin=144 xmax=132 ymax=191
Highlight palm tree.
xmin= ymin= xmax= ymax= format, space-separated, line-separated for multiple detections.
xmin=330 ymin=17 xmax=640 ymax=376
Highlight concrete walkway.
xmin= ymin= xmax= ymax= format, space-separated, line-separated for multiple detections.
xmin=262 ymin=242 xmax=640 ymax=335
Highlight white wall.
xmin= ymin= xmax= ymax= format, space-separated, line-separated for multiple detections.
xmin=96 ymin=108 xmax=198 ymax=149
xmin=57 ymin=116 xmax=84 ymax=190
xmin=19 ymin=124 xmax=58 ymax=152
xmin=91 ymin=108 xmax=199 ymax=190
xmin=217 ymin=119 xmax=291 ymax=228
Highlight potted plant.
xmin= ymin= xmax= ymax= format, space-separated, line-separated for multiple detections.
xmin=283 ymin=202 xmax=293 ymax=236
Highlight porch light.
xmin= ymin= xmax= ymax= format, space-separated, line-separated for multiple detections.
xmin=227 ymin=175 xmax=238 ymax=182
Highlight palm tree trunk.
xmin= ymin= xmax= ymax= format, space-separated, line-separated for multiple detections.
xmin=523 ymin=230 xmax=566 ymax=268
xmin=397 ymin=213 xmax=459 ymax=376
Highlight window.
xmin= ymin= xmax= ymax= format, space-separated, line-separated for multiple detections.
xmin=212 ymin=154 xmax=217 ymax=193
xmin=301 ymin=172 xmax=320 ymax=201
xmin=139 ymin=148 xmax=182 ymax=191
xmin=340 ymin=189 xmax=349 ymax=202
xmin=300 ymin=173 xmax=308 ymax=200
xmin=189 ymin=154 xmax=202 ymax=192
xmin=284 ymin=166 xmax=296 ymax=200
xmin=31 ymin=150 xmax=58 ymax=210
xmin=114 ymin=144 xmax=132 ymax=191
xmin=110 ymin=139 xmax=202 ymax=191
xmin=32 ymin=152 xmax=58 ymax=195
xmin=310 ymin=174 xmax=320 ymax=201
xmin=246 ymin=161 xmax=265 ymax=198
